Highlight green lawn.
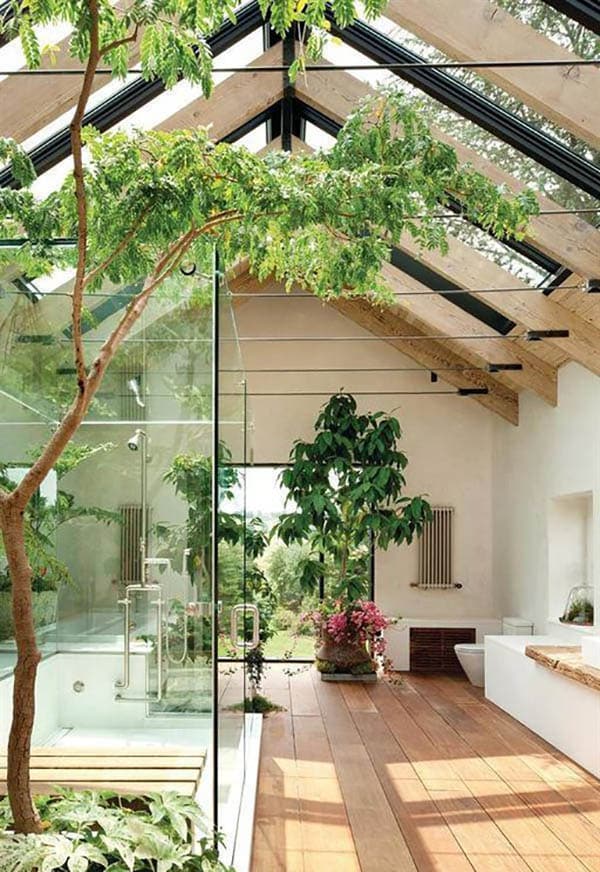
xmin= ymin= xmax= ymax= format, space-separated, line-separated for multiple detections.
xmin=263 ymin=630 xmax=315 ymax=660
xmin=217 ymin=629 xmax=315 ymax=660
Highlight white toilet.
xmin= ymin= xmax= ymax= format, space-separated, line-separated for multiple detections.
xmin=455 ymin=617 xmax=534 ymax=687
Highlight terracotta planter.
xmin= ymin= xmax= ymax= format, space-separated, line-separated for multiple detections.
xmin=316 ymin=628 xmax=371 ymax=669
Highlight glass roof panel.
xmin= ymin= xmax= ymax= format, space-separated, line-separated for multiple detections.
xmin=493 ymin=0 xmax=600 ymax=55
xmin=368 ymin=12 xmax=599 ymax=162
xmin=322 ymin=38 xmax=599 ymax=221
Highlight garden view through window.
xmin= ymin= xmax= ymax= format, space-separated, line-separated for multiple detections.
xmin=222 ymin=465 xmax=373 ymax=662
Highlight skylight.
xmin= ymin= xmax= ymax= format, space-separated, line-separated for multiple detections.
xmin=322 ymin=38 xmax=598 ymax=218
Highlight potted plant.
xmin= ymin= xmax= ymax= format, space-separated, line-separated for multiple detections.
xmin=301 ymin=598 xmax=393 ymax=680
xmin=274 ymin=392 xmax=432 ymax=679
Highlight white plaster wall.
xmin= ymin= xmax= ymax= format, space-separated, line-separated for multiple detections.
xmin=492 ymin=362 xmax=600 ymax=635
xmin=236 ymin=295 xmax=497 ymax=621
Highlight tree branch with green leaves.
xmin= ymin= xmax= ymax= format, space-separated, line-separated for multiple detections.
xmin=0 ymin=0 xmax=537 ymax=835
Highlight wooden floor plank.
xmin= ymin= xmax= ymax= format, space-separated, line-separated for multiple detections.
xmin=289 ymin=668 xmax=321 ymax=717
xmin=350 ymin=708 xmax=472 ymax=872
xmin=251 ymin=671 xmax=305 ymax=872
xmin=252 ymin=669 xmax=600 ymax=872
xmin=314 ymin=673 xmax=417 ymax=872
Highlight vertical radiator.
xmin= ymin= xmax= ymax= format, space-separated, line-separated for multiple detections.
xmin=120 ymin=505 xmax=146 ymax=583
xmin=413 ymin=506 xmax=459 ymax=590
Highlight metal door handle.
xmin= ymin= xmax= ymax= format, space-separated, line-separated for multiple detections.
xmin=230 ymin=603 xmax=260 ymax=651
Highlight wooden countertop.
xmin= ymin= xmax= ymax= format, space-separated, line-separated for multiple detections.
xmin=525 ymin=644 xmax=600 ymax=693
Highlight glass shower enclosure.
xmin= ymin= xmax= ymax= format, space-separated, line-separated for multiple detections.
xmin=0 ymin=258 xmax=256 ymax=860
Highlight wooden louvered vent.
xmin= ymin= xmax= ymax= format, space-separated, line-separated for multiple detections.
xmin=409 ymin=627 xmax=476 ymax=674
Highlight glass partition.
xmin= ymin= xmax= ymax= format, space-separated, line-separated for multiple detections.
xmin=0 ymin=261 xmax=251 ymax=849
xmin=215 ymin=269 xmax=250 ymax=860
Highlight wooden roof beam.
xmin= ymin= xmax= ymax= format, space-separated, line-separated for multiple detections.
xmin=385 ymin=0 xmax=600 ymax=149
xmin=160 ymin=43 xmax=283 ymax=137
xmin=293 ymin=59 xmax=600 ymax=279
xmin=380 ymin=262 xmax=557 ymax=405
xmin=229 ymin=270 xmax=519 ymax=424
xmin=400 ymin=233 xmax=600 ymax=376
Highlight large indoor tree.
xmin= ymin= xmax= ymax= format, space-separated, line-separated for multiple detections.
xmin=0 ymin=0 xmax=537 ymax=834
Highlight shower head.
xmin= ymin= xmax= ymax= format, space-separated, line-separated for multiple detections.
xmin=127 ymin=429 xmax=145 ymax=452
xmin=127 ymin=377 xmax=145 ymax=408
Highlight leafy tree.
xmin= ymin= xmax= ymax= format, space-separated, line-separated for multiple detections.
xmin=374 ymin=3 xmax=599 ymax=280
xmin=0 ymin=0 xmax=537 ymax=833
xmin=274 ymin=392 xmax=432 ymax=600
xmin=0 ymin=443 xmax=119 ymax=594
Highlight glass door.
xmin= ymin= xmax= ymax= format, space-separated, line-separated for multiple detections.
xmin=214 ymin=260 xmax=253 ymax=860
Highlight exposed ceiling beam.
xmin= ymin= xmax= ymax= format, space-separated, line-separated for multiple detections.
xmin=160 ymin=43 xmax=283 ymax=138
xmin=230 ymin=269 xmax=520 ymax=424
xmin=400 ymin=233 xmax=600 ymax=376
xmin=384 ymin=0 xmax=600 ymax=148
xmin=293 ymin=60 xmax=600 ymax=279
xmin=0 ymin=1 xmax=266 ymax=186
xmin=380 ymin=262 xmax=557 ymax=405
xmin=328 ymin=12 xmax=600 ymax=198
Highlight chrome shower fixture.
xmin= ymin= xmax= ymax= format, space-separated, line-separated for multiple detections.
xmin=127 ymin=428 xmax=145 ymax=452
xmin=127 ymin=377 xmax=145 ymax=408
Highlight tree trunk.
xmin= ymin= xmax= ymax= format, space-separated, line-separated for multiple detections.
xmin=0 ymin=502 xmax=42 ymax=834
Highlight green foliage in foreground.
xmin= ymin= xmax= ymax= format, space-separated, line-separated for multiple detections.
xmin=0 ymin=0 xmax=392 ymax=100
xmin=1 ymin=89 xmax=537 ymax=303
xmin=0 ymin=789 xmax=233 ymax=872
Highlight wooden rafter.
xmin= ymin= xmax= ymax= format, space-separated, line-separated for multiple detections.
xmin=230 ymin=269 xmax=520 ymax=424
xmin=400 ymin=234 xmax=600 ymax=376
xmin=384 ymin=0 xmax=600 ymax=148
xmin=288 ymin=136 xmax=558 ymax=404
xmin=380 ymin=263 xmax=557 ymax=405
xmin=0 ymin=41 xmax=113 ymax=144
xmin=293 ymin=58 xmax=600 ymax=279
xmin=161 ymin=43 xmax=283 ymax=135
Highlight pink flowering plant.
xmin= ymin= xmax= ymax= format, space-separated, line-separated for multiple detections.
xmin=301 ymin=598 xmax=397 ymax=674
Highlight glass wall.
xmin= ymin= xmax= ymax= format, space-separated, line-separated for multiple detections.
xmin=0 ymin=261 xmax=252 ymax=846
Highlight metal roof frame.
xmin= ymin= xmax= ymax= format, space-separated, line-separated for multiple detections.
xmin=327 ymin=11 xmax=600 ymax=200
xmin=541 ymin=0 xmax=600 ymax=35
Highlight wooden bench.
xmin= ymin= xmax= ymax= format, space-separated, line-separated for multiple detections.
xmin=0 ymin=747 xmax=205 ymax=797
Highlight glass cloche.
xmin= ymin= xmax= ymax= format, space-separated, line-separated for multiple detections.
xmin=560 ymin=584 xmax=594 ymax=626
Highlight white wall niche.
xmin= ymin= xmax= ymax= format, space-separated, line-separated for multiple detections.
xmin=548 ymin=491 xmax=593 ymax=624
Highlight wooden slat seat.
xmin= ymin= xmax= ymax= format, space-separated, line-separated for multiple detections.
xmin=0 ymin=747 xmax=205 ymax=798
